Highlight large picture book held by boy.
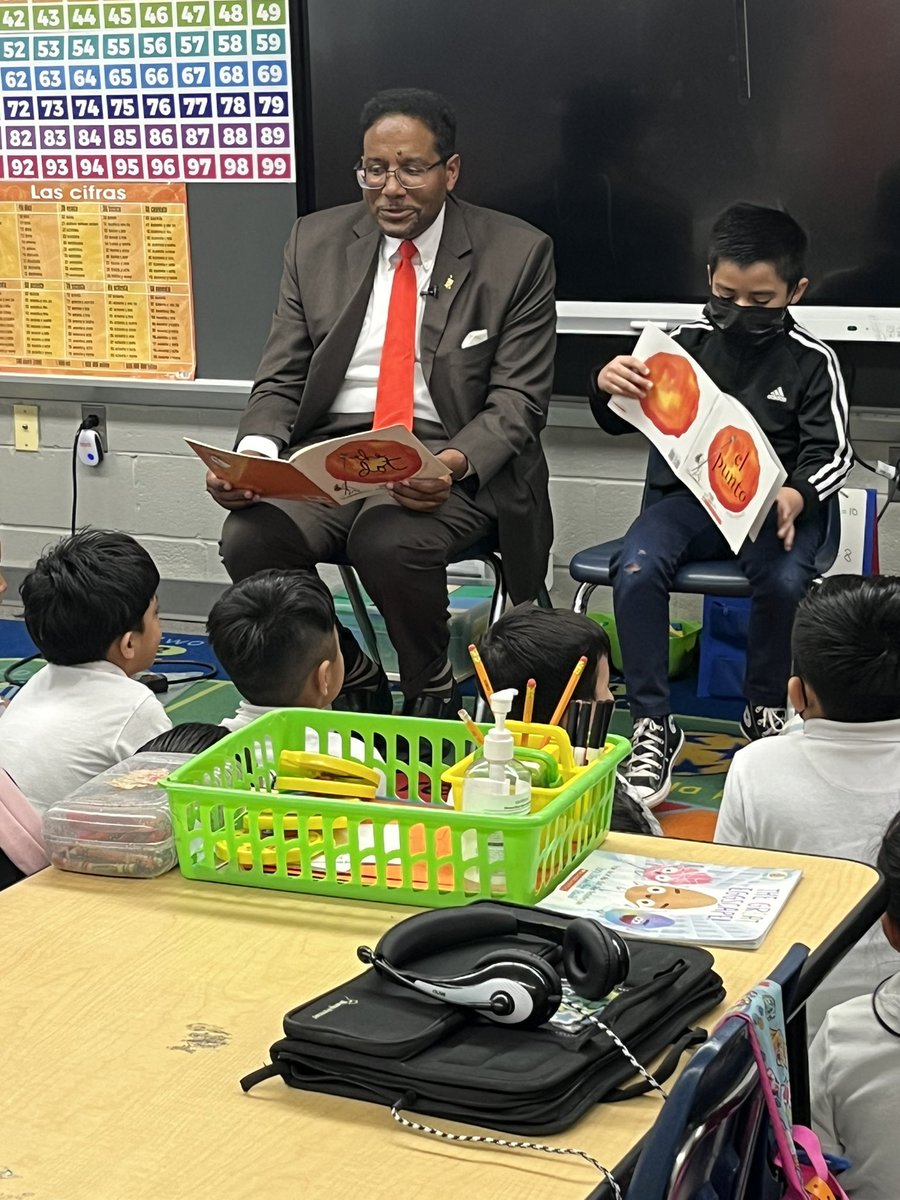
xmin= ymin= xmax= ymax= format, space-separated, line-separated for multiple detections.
xmin=539 ymin=850 xmax=802 ymax=949
xmin=608 ymin=325 xmax=787 ymax=552
xmin=186 ymin=424 xmax=447 ymax=505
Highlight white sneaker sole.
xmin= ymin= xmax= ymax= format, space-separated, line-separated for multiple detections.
xmin=627 ymin=729 xmax=686 ymax=809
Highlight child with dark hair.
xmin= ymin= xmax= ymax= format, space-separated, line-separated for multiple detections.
xmin=477 ymin=603 xmax=661 ymax=836
xmin=590 ymin=202 xmax=851 ymax=805
xmin=0 ymin=530 xmax=170 ymax=814
xmin=477 ymin=603 xmax=613 ymax=723
xmin=208 ymin=570 xmax=371 ymax=760
xmin=138 ymin=722 xmax=229 ymax=756
xmin=810 ymin=810 xmax=900 ymax=1199
xmin=716 ymin=574 xmax=900 ymax=1031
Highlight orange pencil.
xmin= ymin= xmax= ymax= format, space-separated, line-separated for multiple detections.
xmin=458 ymin=708 xmax=485 ymax=745
xmin=522 ymin=678 xmax=537 ymax=746
xmin=467 ymin=643 xmax=494 ymax=702
xmin=547 ymin=656 xmax=588 ymax=727
xmin=523 ymin=678 xmax=537 ymax=725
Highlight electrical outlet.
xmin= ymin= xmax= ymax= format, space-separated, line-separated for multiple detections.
xmin=13 ymin=404 xmax=39 ymax=451
xmin=80 ymin=403 xmax=108 ymax=450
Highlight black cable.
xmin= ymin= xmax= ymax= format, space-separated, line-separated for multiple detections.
xmin=71 ymin=424 xmax=80 ymax=537
xmin=853 ymin=452 xmax=882 ymax=476
xmin=71 ymin=415 xmax=100 ymax=536
xmin=3 ymin=652 xmax=40 ymax=687
xmin=877 ymin=473 xmax=898 ymax=525
xmin=154 ymin=657 xmax=218 ymax=681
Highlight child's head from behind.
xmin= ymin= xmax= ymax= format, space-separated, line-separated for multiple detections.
xmin=21 ymin=529 xmax=161 ymax=674
xmin=476 ymin=603 xmax=613 ymax=722
xmin=707 ymin=202 xmax=809 ymax=315
xmin=207 ymin=570 xmax=342 ymax=709
xmin=790 ymin=575 xmax=900 ymax=723
xmin=878 ymin=810 xmax=900 ymax=951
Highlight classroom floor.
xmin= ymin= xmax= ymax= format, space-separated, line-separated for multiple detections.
xmin=0 ymin=617 xmax=744 ymax=839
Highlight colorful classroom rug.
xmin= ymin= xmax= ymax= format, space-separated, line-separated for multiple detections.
xmin=0 ymin=616 xmax=742 ymax=836
xmin=609 ymin=704 xmax=743 ymax=840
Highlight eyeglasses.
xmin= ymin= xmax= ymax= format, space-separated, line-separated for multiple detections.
xmin=354 ymin=158 xmax=447 ymax=190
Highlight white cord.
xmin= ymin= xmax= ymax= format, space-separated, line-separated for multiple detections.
xmin=390 ymin=1103 xmax=623 ymax=1199
xmin=567 ymin=1001 xmax=669 ymax=1100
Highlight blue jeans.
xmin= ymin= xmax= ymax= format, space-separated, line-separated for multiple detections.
xmin=611 ymin=493 xmax=826 ymax=718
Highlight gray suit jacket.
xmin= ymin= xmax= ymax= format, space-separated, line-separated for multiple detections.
xmin=238 ymin=195 xmax=557 ymax=600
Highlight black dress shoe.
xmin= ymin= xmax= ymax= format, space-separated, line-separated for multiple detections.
xmin=333 ymin=667 xmax=394 ymax=716
xmin=400 ymin=681 xmax=462 ymax=720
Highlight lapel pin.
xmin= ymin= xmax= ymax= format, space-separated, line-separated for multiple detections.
xmin=443 ymin=274 xmax=455 ymax=290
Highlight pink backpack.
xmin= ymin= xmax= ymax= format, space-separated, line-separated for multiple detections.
xmin=0 ymin=769 xmax=48 ymax=876
xmin=726 ymin=981 xmax=849 ymax=1200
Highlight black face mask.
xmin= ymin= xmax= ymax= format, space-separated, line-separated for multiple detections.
xmin=704 ymin=294 xmax=787 ymax=347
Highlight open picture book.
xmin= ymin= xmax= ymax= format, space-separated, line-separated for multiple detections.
xmin=609 ymin=325 xmax=787 ymax=552
xmin=539 ymin=850 xmax=802 ymax=949
xmin=186 ymin=424 xmax=447 ymax=505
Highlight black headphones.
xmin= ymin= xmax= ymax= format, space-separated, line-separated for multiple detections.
xmin=358 ymin=905 xmax=630 ymax=1030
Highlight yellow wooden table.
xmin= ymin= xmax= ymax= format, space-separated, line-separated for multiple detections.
xmin=0 ymin=835 xmax=882 ymax=1200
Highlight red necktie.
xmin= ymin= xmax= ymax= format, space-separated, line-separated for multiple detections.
xmin=373 ymin=239 xmax=418 ymax=430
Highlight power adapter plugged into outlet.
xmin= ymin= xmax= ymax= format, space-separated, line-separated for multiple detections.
xmin=76 ymin=427 xmax=104 ymax=467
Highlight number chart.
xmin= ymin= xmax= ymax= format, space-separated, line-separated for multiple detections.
xmin=0 ymin=180 xmax=196 ymax=379
xmin=0 ymin=0 xmax=294 ymax=183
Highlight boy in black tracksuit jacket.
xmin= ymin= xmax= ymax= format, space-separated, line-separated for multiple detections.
xmin=590 ymin=203 xmax=852 ymax=806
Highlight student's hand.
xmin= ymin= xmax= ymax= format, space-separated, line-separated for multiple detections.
xmin=0 ymin=539 xmax=6 ymax=596
xmin=205 ymin=453 xmax=263 ymax=510
xmin=386 ymin=449 xmax=462 ymax=511
xmin=775 ymin=486 xmax=805 ymax=551
xmin=597 ymin=355 xmax=652 ymax=400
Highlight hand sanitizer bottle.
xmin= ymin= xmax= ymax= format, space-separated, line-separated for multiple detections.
xmin=461 ymin=689 xmax=532 ymax=883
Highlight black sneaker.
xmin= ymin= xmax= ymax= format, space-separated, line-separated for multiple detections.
xmin=626 ymin=715 xmax=685 ymax=808
xmin=740 ymin=705 xmax=787 ymax=741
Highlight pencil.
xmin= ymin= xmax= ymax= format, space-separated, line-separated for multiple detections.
xmin=523 ymin=678 xmax=536 ymax=725
xmin=458 ymin=708 xmax=485 ymax=745
xmin=522 ymin=677 xmax=536 ymax=746
xmin=467 ymin=643 xmax=495 ymax=702
xmin=548 ymin=656 xmax=588 ymax=727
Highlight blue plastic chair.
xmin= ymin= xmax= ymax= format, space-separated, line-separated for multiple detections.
xmin=569 ymin=489 xmax=841 ymax=615
xmin=618 ymin=944 xmax=809 ymax=1200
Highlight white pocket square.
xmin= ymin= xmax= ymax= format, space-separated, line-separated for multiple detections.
xmin=461 ymin=329 xmax=489 ymax=349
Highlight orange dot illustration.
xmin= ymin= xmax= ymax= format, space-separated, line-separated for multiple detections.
xmin=324 ymin=439 xmax=422 ymax=483
xmin=707 ymin=425 xmax=761 ymax=513
xmin=640 ymin=352 xmax=701 ymax=437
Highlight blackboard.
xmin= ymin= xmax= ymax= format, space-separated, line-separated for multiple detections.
xmin=304 ymin=0 xmax=900 ymax=309
xmin=188 ymin=181 xmax=297 ymax=379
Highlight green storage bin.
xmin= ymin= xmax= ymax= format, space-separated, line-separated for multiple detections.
xmin=162 ymin=708 xmax=628 ymax=910
xmin=588 ymin=611 xmax=701 ymax=678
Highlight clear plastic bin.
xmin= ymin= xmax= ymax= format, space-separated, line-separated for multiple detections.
xmin=43 ymin=752 xmax=188 ymax=878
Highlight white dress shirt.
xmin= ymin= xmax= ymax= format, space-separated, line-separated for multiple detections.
xmin=239 ymin=206 xmax=446 ymax=459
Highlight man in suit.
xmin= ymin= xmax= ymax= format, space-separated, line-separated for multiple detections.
xmin=209 ymin=88 xmax=556 ymax=717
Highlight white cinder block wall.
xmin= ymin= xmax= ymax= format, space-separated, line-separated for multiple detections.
xmin=1 ymin=394 xmax=899 ymax=619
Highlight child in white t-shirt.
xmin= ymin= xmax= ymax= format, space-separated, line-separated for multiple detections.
xmin=810 ymin=811 xmax=900 ymax=1200
xmin=0 ymin=530 xmax=171 ymax=815
xmin=208 ymin=570 xmax=368 ymax=761
xmin=715 ymin=574 xmax=900 ymax=1031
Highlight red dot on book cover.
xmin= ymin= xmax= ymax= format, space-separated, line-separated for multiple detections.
xmin=324 ymin=439 xmax=422 ymax=483
xmin=707 ymin=425 xmax=761 ymax=513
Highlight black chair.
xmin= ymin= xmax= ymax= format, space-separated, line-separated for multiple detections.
xmin=336 ymin=537 xmax=552 ymax=718
xmin=621 ymin=944 xmax=809 ymax=1200
xmin=569 ymin=488 xmax=842 ymax=615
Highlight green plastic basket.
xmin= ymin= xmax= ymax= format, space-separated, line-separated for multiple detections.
xmin=588 ymin=611 xmax=702 ymax=678
xmin=162 ymin=708 xmax=629 ymax=909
